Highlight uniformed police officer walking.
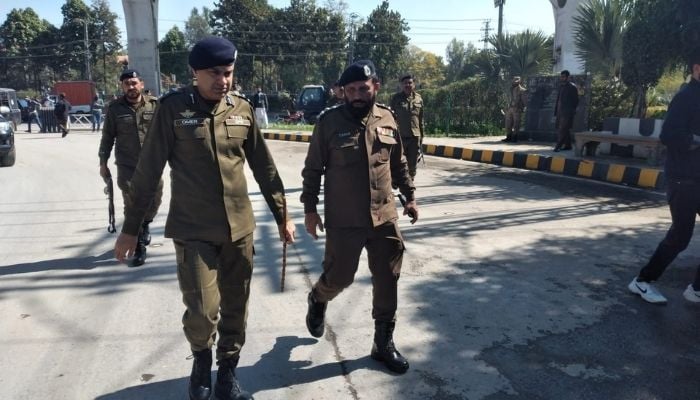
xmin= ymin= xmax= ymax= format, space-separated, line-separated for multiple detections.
xmin=390 ymin=74 xmax=424 ymax=180
xmin=99 ymin=69 xmax=162 ymax=267
xmin=114 ymin=37 xmax=296 ymax=400
xmin=301 ymin=60 xmax=418 ymax=374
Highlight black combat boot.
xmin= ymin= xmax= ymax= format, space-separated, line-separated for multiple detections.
xmin=215 ymin=358 xmax=253 ymax=400
xmin=131 ymin=230 xmax=147 ymax=267
xmin=141 ymin=221 xmax=152 ymax=245
xmin=189 ymin=349 xmax=212 ymax=400
xmin=305 ymin=291 xmax=327 ymax=338
xmin=371 ymin=320 xmax=409 ymax=374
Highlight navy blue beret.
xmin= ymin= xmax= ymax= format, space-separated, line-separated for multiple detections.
xmin=119 ymin=69 xmax=140 ymax=81
xmin=338 ymin=60 xmax=377 ymax=86
xmin=189 ymin=37 xmax=238 ymax=70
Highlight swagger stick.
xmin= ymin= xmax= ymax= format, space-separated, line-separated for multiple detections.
xmin=281 ymin=197 xmax=287 ymax=292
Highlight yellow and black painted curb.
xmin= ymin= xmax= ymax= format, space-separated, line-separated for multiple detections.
xmin=262 ymin=131 xmax=665 ymax=191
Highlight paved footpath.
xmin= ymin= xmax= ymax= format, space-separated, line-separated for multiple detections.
xmin=262 ymin=129 xmax=665 ymax=192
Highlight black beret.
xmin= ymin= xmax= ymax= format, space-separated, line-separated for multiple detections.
xmin=189 ymin=37 xmax=238 ymax=70
xmin=399 ymin=74 xmax=413 ymax=82
xmin=119 ymin=69 xmax=140 ymax=81
xmin=338 ymin=60 xmax=377 ymax=86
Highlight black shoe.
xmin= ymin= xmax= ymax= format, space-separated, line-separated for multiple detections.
xmin=501 ymin=137 xmax=512 ymax=143
xmin=561 ymin=145 xmax=573 ymax=150
xmin=61 ymin=130 xmax=68 ymax=138
xmin=553 ymin=146 xmax=561 ymax=152
xmin=189 ymin=349 xmax=212 ymax=400
xmin=305 ymin=291 xmax=326 ymax=338
xmin=215 ymin=358 xmax=253 ymax=400
xmin=371 ymin=320 xmax=409 ymax=374
xmin=131 ymin=244 xmax=147 ymax=267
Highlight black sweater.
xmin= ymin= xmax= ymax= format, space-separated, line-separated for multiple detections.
xmin=660 ymin=78 xmax=700 ymax=180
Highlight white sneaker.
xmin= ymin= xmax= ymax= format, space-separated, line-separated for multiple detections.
xmin=628 ymin=278 xmax=667 ymax=304
xmin=683 ymin=284 xmax=700 ymax=303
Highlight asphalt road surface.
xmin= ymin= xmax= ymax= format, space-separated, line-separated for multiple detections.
xmin=1 ymin=131 xmax=698 ymax=400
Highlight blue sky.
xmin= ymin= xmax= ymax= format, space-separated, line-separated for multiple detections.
xmin=1 ymin=0 xmax=555 ymax=58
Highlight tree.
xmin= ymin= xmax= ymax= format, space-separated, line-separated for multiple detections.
xmin=90 ymin=0 xmax=122 ymax=94
xmin=396 ymin=45 xmax=444 ymax=89
xmin=488 ymin=30 xmax=552 ymax=81
xmin=353 ymin=0 xmax=409 ymax=82
xmin=185 ymin=7 xmax=212 ymax=48
xmin=60 ymin=0 xmax=92 ymax=80
xmin=159 ymin=26 xmax=190 ymax=85
xmin=0 ymin=8 xmax=52 ymax=89
xmin=572 ymin=0 xmax=631 ymax=78
xmin=445 ymin=39 xmax=467 ymax=83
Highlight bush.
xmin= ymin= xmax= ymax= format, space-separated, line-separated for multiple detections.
xmin=588 ymin=78 xmax=634 ymax=131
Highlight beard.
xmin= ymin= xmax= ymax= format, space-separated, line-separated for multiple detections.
xmin=345 ymin=96 xmax=375 ymax=118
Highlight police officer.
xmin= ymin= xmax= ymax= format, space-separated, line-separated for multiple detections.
xmin=502 ymin=76 xmax=527 ymax=143
xmin=99 ymin=69 xmax=161 ymax=267
xmin=390 ymin=74 xmax=424 ymax=180
xmin=114 ymin=37 xmax=296 ymax=400
xmin=301 ymin=60 xmax=418 ymax=374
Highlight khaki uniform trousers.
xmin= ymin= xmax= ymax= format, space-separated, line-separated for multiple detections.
xmin=313 ymin=222 xmax=404 ymax=322
xmin=117 ymin=166 xmax=163 ymax=223
xmin=504 ymin=107 xmax=522 ymax=139
xmin=174 ymin=234 xmax=254 ymax=361
xmin=401 ymin=136 xmax=420 ymax=180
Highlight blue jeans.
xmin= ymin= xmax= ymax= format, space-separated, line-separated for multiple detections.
xmin=92 ymin=111 xmax=102 ymax=131
xmin=27 ymin=112 xmax=42 ymax=132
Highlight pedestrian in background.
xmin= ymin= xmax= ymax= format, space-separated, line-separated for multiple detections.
xmin=91 ymin=95 xmax=105 ymax=132
xmin=502 ymin=76 xmax=527 ymax=143
xmin=628 ymin=53 xmax=700 ymax=304
xmin=25 ymin=97 xmax=42 ymax=133
xmin=301 ymin=60 xmax=418 ymax=374
xmin=54 ymin=92 xmax=71 ymax=137
xmin=390 ymin=74 xmax=424 ymax=180
xmin=99 ymin=69 xmax=161 ymax=267
xmin=553 ymin=70 xmax=579 ymax=152
xmin=113 ymin=37 xmax=295 ymax=400
xmin=253 ymin=87 xmax=268 ymax=128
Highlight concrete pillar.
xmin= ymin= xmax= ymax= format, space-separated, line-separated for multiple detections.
xmin=121 ymin=0 xmax=161 ymax=96
xmin=550 ymin=0 xmax=585 ymax=74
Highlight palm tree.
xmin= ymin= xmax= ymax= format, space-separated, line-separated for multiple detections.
xmin=572 ymin=0 xmax=632 ymax=78
xmin=487 ymin=30 xmax=553 ymax=81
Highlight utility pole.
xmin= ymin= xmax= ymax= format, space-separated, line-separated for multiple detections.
xmin=480 ymin=20 xmax=492 ymax=50
xmin=494 ymin=0 xmax=505 ymax=37
xmin=348 ymin=13 xmax=359 ymax=66
xmin=74 ymin=19 xmax=92 ymax=81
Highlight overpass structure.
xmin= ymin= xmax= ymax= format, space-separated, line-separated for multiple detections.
xmin=120 ymin=0 xmax=585 ymax=94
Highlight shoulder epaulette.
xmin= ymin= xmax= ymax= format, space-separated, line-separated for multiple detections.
xmin=376 ymin=102 xmax=397 ymax=117
xmin=232 ymin=92 xmax=253 ymax=107
xmin=317 ymin=104 xmax=343 ymax=121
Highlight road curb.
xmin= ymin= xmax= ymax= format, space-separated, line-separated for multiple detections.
xmin=262 ymin=131 xmax=665 ymax=191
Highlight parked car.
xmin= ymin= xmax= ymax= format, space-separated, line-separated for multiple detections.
xmin=0 ymin=108 xmax=16 ymax=167
xmin=0 ymin=88 xmax=21 ymax=130
xmin=296 ymin=85 xmax=328 ymax=124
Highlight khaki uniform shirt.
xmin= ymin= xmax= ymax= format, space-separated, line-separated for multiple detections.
xmin=98 ymin=95 xmax=158 ymax=168
xmin=389 ymin=91 xmax=424 ymax=138
xmin=122 ymin=85 xmax=286 ymax=242
xmin=301 ymin=104 xmax=415 ymax=228
xmin=509 ymin=84 xmax=527 ymax=111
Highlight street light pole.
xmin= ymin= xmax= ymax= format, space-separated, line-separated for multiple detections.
xmin=74 ymin=19 xmax=92 ymax=81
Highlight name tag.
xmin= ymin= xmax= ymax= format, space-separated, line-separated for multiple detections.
xmin=336 ymin=131 xmax=351 ymax=138
xmin=225 ymin=116 xmax=251 ymax=126
xmin=174 ymin=118 xmax=205 ymax=127
xmin=376 ymin=127 xmax=395 ymax=137
xmin=142 ymin=112 xmax=153 ymax=121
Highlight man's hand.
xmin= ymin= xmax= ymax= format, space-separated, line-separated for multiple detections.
xmin=278 ymin=219 xmax=296 ymax=243
xmin=403 ymin=200 xmax=419 ymax=224
xmin=100 ymin=164 xmax=111 ymax=180
xmin=304 ymin=212 xmax=324 ymax=240
xmin=114 ymin=233 xmax=137 ymax=263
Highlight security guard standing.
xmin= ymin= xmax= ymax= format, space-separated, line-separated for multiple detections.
xmin=502 ymin=76 xmax=527 ymax=143
xmin=114 ymin=37 xmax=296 ymax=400
xmin=301 ymin=60 xmax=418 ymax=374
xmin=390 ymin=74 xmax=424 ymax=180
xmin=98 ymin=69 xmax=162 ymax=267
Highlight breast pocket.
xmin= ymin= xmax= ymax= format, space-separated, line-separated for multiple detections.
xmin=330 ymin=135 xmax=362 ymax=167
xmin=376 ymin=133 xmax=397 ymax=163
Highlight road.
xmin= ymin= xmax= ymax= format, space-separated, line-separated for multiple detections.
xmin=1 ymin=130 xmax=699 ymax=400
